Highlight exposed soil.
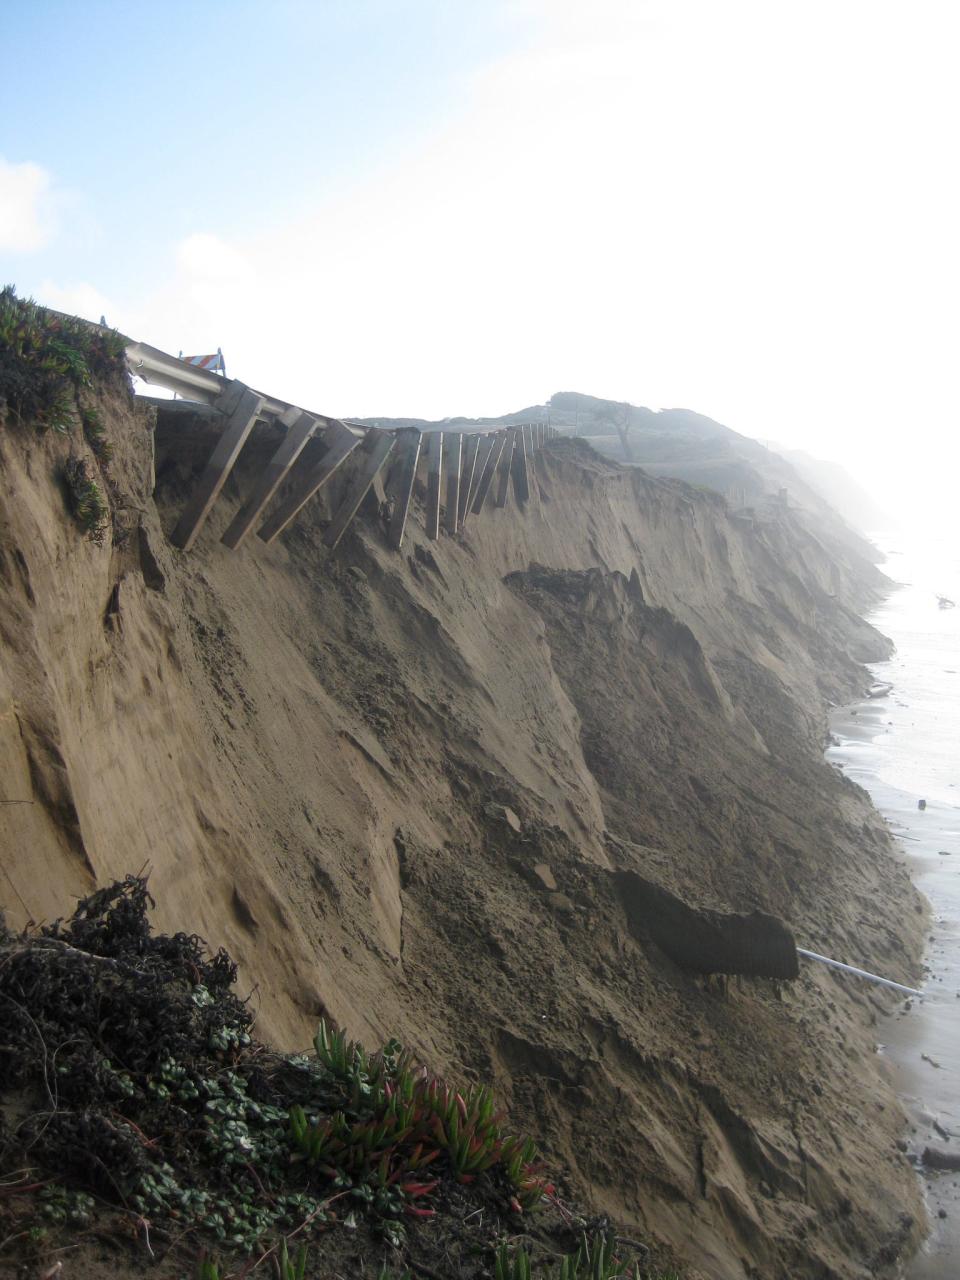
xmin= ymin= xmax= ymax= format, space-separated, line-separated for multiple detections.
xmin=0 ymin=376 xmax=928 ymax=1279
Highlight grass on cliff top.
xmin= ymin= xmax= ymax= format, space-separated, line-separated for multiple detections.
xmin=0 ymin=286 xmax=128 ymax=545
xmin=0 ymin=284 xmax=128 ymax=432
xmin=0 ymin=877 xmax=671 ymax=1279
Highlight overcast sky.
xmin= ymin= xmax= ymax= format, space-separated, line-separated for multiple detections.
xmin=2 ymin=1 xmax=957 ymax=528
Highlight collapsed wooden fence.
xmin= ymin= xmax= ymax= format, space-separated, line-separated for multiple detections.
xmin=127 ymin=339 xmax=558 ymax=555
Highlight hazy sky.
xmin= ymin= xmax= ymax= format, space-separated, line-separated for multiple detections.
xmin=2 ymin=1 xmax=957 ymax=527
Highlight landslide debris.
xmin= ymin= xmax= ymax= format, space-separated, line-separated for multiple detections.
xmin=0 ymin=877 xmax=665 ymax=1280
xmin=0 ymin=315 xmax=928 ymax=1279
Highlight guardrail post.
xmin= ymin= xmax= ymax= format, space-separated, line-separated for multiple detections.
xmin=495 ymin=429 xmax=516 ymax=508
xmin=472 ymin=430 xmax=505 ymax=515
xmin=386 ymin=429 xmax=422 ymax=551
xmin=171 ymin=384 xmax=264 ymax=551
xmin=444 ymin=433 xmax=463 ymax=534
xmin=323 ymin=432 xmax=397 ymax=550
xmin=523 ymin=424 xmax=542 ymax=515
xmin=221 ymin=408 xmax=317 ymax=549
xmin=458 ymin=434 xmax=480 ymax=526
xmin=512 ymin=425 xmax=530 ymax=505
xmin=425 ymin=431 xmax=444 ymax=540
xmin=257 ymin=422 xmax=360 ymax=544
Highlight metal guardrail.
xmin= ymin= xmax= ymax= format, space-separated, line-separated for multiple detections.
xmin=125 ymin=339 xmax=367 ymax=439
xmin=126 ymin=335 xmax=557 ymax=557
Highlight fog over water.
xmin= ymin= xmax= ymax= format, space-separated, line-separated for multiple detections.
xmin=828 ymin=536 xmax=960 ymax=1277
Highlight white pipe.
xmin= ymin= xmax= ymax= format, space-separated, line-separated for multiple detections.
xmin=797 ymin=947 xmax=923 ymax=997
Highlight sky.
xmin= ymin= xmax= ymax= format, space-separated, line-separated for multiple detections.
xmin=2 ymin=0 xmax=958 ymax=529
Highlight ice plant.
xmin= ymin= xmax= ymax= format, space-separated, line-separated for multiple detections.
xmin=289 ymin=1019 xmax=553 ymax=1216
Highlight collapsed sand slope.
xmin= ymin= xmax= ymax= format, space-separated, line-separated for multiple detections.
xmin=0 ymin=387 xmax=924 ymax=1278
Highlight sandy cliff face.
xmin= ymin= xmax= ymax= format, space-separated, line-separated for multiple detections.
xmin=0 ymin=383 xmax=925 ymax=1278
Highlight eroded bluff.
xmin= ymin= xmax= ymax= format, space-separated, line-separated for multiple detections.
xmin=0 ymin=383 xmax=924 ymax=1278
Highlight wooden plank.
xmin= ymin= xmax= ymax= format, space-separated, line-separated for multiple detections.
xmin=495 ymin=429 xmax=516 ymax=508
xmin=171 ymin=385 xmax=264 ymax=551
xmin=257 ymin=422 xmax=360 ymax=544
xmin=386 ymin=429 xmax=422 ymax=550
xmin=512 ymin=424 xmax=530 ymax=505
xmin=221 ymin=408 xmax=317 ymax=549
xmin=425 ymin=431 xmax=443 ymax=540
xmin=444 ymin=432 xmax=463 ymax=534
xmin=457 ymin=434 xmax=481 ymax=526
xmin=471 ymin=432 xmax=504 ymax=517
xmin=323 ymin=431 xmax=397 ymax=550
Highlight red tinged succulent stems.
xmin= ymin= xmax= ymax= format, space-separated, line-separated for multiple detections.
xmin=406 ymin=1143 xmax=441 ymax=1170
xmin=399 ymin=1181 xmax=439 ymax=1198
xmin=293 ymin=1018 xmax=561 ymax=1228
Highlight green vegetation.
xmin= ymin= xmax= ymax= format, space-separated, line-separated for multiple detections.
xmin=0 ymin=284 xmax=127 ymax=432
xmin=199 ymin=1239 xmax=308 ymax=1279
xmin=0 ymin=287 xmax=124 ymax=543
xmin=79 ymin=402 xmax=113 ymax=464
xmin=196 ymin=1234 xmax=673 ymax=1280
xmin=496 ymin=1232 xmax=640 ymax=1280
xmin=288 ymin=1020 xmax=551 ymax=1218
xmin=63 ymin=455 xmax=110 ymax=544
xmin=37 ymin=1185 xmax=96 ymax=1227
xmin=0 ymin=877 xmax=665 ymax=1278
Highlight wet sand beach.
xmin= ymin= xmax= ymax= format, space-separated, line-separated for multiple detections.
xmin=828 ymin=538 xmax=960 ymax=1278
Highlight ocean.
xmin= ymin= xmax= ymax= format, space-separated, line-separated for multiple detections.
xmin=827 ymin=535 xmax=960 ymax=1278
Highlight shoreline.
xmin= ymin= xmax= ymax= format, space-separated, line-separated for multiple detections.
xmin=828 ymin=556 xmax=960 ymax=1278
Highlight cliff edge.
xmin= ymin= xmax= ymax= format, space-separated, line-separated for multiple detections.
xmin=0 ymin=348 xmax=926 ymax=1278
